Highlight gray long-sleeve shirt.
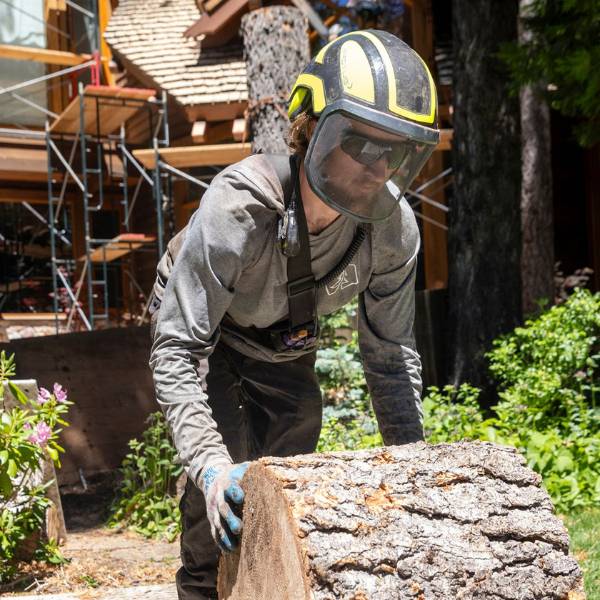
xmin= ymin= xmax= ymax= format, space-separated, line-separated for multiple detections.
xmin=149 ymin=154 xmax=423 ymax=485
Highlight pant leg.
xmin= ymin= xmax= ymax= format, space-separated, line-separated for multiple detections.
xmin=176 ymin=346 xmax=323 ymax=600
xmin=176 ymin=344 xmax=248 ymax=600
xmin=239 ymin=351 xmax=324 ymax=459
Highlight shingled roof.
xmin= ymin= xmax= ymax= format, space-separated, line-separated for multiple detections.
xmin=104 ymin=0 xmax=248 ymax=110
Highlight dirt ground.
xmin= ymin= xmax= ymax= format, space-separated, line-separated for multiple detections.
xmin=1 ymin=473 xmax=180 ymax=597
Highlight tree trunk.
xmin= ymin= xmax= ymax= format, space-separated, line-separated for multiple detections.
xmin=241 ymin=6 xmax=310 ymax=155
xmin=449 ymin=1 xmax=522 ymax=396
xmin=519 ymin=0 xmax=554 ymax=315
xmin=218 ymin=442 xmax=585 ymax=600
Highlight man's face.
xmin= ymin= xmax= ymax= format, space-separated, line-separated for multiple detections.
xmin=305 ymin=110 xmax=435 ymax=221
xmin=323 ymin=120 xmax=401 ymax=201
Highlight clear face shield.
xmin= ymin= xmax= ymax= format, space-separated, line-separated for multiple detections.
xmin=304 ymin=111 xmax=438 ymax=222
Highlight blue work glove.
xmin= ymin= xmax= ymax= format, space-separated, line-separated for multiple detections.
xmin=200 ymin=462 xmax=250 ymax=552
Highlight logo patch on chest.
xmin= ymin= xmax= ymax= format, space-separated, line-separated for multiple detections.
xmin=326 ymin=264 xmax=359 ymax=296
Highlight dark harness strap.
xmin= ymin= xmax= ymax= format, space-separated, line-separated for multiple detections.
xmin=266 ymin=153 xmax=368 ymax=336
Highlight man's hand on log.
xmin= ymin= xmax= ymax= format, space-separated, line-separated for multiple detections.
xmin=200 ymin=462 xmax=250 ymax=552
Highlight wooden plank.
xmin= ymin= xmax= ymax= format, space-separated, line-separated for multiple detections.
xmin=191 ymin=121 xmax=207 ymax=143
xmin=84 ymin=233 xmax=156 ymax=263
xmin=0 ymin=44 xmax=91 ymax=66
xmin=0 ymin=146 xmax=49 ymax=182
xmin=437 ymin=128 xmax=453 ymax=151
xmin=50 ymin=86 xmax=156 ymax=136
xmin=0 ymin=188 xmax=54 ymax=205
xmin=185 ymin=0 xmax=249 ymax=38
xmin=45 ymin=0 xmax=70 ymax=115
xmin=232 ymin=117 xmax=247 ymax=142
xmin=185 ymin=101 xmax=247 ymax=123
xmin=133 ymin=142 xmax=252 ymax=169
xmin=99 ymin=0 xmax=116 ymax=86
xmin=83 ymin=85 xmax=156 ymax=101
xmin=0 ymin=312 xmax=67 ymax=321
xmin=410 ymin=0 xmax=448 ymax=290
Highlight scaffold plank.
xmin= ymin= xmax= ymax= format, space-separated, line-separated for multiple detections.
xmin=0 ymin=312 xmax=67 ymax=321
xmin=50 ymin=86 xmax=156 ymax=136
xmin=132 ymin=142 xmax=252 ymax=169
xmin=0 ymin=44 xmax=91 ymax=66
xmin=438 ymin=128 xmax=453 ymax=151
xmin=84 ymin=233 xmax=156 ymax=263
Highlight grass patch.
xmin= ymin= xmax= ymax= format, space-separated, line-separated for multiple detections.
xmin=564 ymin=508 xmax=600 ymax=599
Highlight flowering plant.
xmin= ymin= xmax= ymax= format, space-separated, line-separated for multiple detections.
xmin=0 ymin=351 xmax=72 ymax=583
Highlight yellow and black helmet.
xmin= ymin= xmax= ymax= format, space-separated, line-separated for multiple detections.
xmin=289 ymin=29 xmax=440 ymax=222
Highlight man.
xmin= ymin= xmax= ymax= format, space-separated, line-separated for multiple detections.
xmin=149 ymin=29 xmax=439 ymax=600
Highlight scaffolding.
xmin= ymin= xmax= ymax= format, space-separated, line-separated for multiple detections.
xmin=45 ymin=83 xmax=169 ymax=332
xmin=0 ymin=0 xmax=173 ymax=333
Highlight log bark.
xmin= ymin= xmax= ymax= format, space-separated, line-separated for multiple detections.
xmin=241 ymin=6 xmax=310 ymax=155
xmin=218 ymin=442 xmax=585 ymax=600
xmin=449 ymin=0 xmax=522 ymax=398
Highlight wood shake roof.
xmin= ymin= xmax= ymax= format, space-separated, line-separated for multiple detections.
xmin=104 ymin=0 xmax=248 ymax=109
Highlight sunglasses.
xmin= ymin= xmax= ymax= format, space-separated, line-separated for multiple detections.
xmin=340 ymin=132 xmax=410 ymax=170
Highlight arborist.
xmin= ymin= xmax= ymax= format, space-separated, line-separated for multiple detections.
xmin=149 ymin=29 xmax=439 ymax=600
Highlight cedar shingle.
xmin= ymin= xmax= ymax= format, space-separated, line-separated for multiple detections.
xmin=104 ymin=0 xmax=248 ymax=108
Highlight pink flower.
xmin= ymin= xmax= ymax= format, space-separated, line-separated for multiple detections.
xmin=53 ymin=383 xmax=67 ymax=403
xmin=37 ymin=387 xmax=51 ymax=404
xmin=28 ymin=421 xmax=52 ymax=446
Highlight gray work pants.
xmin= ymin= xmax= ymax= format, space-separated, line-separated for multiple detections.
xmin=175 ymin=341 xmax=323 ymax=600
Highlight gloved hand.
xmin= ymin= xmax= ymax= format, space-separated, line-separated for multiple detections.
xmin=199 ymin=462 xmax=250 ymax=552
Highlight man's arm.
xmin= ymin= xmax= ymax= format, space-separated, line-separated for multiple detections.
xmin=149 ymin=173 xmax=267 ymax=485
xmin=358 ymin=202 xmax=424 ymax=445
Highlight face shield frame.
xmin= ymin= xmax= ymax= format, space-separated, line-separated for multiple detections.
xmin=304 ymin=100 xmax=440 ymax=223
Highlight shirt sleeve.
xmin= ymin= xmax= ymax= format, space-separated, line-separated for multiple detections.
xmin=358 ymin=201 xmax=424 ymax=445
xmin=149 ymin=172 xmax=269 ymax=485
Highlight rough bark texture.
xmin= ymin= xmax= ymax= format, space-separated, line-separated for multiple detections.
xmin=219 ymin=442 xmax=585 ymax=600
xmin=519 ymin=0 xmax=554 ymax=315
xmin=241 ymin=6 xmax=310 ymax=154
xmin=449 ymin=1 xmax=522 ymax=395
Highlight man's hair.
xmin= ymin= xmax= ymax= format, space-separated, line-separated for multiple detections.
xmin=287 ymin=111 xmax=316 ymax=158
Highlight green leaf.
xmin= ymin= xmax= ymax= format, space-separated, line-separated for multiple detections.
xmin=7 ymin=382 xmax=30 ymax=406
xmin=46 ymin=447 xmax=59 ymax=463
xmin=6 ymin=459 xmax=18 ymax=478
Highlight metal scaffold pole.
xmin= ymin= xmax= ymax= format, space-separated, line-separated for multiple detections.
xmin=78 ymin=81 xmax=95 ymax=329
xmin=45 ymin=121 xmax=60 ymax=335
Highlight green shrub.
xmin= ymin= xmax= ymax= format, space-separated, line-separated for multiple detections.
xmin=316 ymin=305 xmax=383 ymax=452
xmin=109 ymin=412 xmax=182 ymax=542
xmin=424 ymin=289 xmax=600 ymax=512
xmin=0 ymin=351 xmax=71 ymax=583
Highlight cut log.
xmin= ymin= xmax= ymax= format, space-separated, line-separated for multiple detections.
xmin=241 ymin=6 xmax=310 ymax=154
xmin=218 ymin=441 xmax=585 ymax=600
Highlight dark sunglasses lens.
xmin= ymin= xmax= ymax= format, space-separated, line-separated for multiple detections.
xmin=341 ymin=135 xmax=370 ymax=163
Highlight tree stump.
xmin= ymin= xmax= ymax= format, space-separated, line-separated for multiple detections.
xmin=218 ymin=442 xmax=585 ymax=599
xmin=241 ymin=6 xmax=310 ymax=154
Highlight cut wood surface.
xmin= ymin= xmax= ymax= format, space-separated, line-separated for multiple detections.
xmin=219 ymin=441 xmax=585 ymax=599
